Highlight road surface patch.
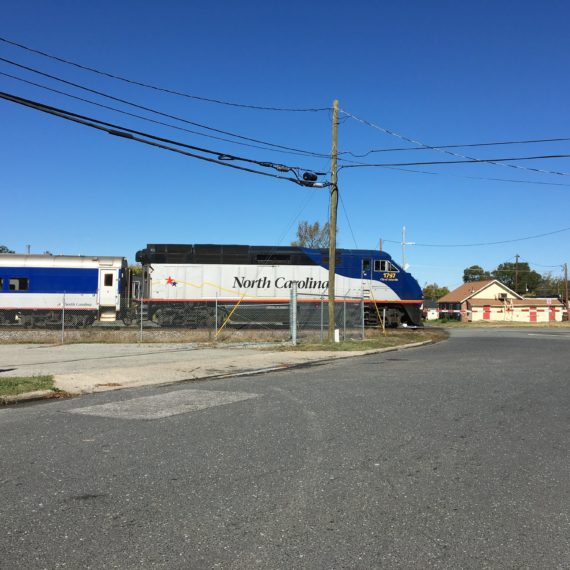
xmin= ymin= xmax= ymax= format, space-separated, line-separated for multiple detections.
xmin=68 ymin=389 xmax=259 ymax=420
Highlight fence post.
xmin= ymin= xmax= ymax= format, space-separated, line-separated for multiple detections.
xmin=320 ymin=296 xmax=324 ymax=343
xmin=61 ymin=291 xmax=66 ymax=344
xmin=139 ymin=295 xmax=144 ymax=343
xmin=343 ymin=298 xmax=346 ymax=341
xmin=361 ymin=295 xmax=365 ymax=340
xmin=290 ymin=282 xmax=297 ymax=346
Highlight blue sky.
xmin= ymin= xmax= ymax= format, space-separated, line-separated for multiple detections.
xmin=2 ymin=0 xmax=569 ymax=290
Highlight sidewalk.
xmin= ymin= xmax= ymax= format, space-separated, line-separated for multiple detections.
xmin=0 ymin=341 xmax=429 ymax=398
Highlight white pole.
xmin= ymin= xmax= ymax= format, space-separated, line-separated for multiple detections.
xmin=290 ymin=282 xmax=297 ymax=346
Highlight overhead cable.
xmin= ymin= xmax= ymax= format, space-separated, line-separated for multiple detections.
xmin=0 ymin=56 xmax=331 ymax=158
xmin=339 ymin=154 xmax=570 ymax=173
xmin=381 ymin=165 xmax=570 ymax=188
xmin=340 ymin=108 xmax=570 ymax=177
xmin=340 ymin=136 xmax=570 ymax=157
xmin=0 ymin=90 xmax=328 ymax=186
xmin=381 ymin=226 xmax=570 ymax=248
xmin=0 ymin=70 xmax=333 ymax=160
xmin=0 ymin=36 xmax=330 ymax=113
xmin=0 ymin=72 xmax=324 ymax=173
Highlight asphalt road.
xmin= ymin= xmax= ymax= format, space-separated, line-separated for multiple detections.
xmin=1 ymin=328 xmax=569 ymax=569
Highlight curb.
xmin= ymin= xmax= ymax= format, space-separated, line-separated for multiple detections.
xmin=4 ymin=339 xmax=435 ymax=404
xmin=1 ymin=390 xmax=57 ymax=406
xmin=154 ymin=339 xmax=436 ymax=388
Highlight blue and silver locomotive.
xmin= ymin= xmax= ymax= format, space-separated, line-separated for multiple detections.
xmin=135 ymin=244 xmax=423 ymax=327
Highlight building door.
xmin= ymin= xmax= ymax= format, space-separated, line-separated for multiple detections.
xmin=530 ymin=306 xmax=537 ymax=322
xmin=549 ymin=306 xmax=556 ymax=322
xmin=483 ymin=305 xmax=491 ymax=320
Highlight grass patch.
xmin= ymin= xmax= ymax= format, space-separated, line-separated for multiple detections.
xmin=281 ymin=329 xmax=447 ymax=351
xmin=0 ymin=375 xmax=54 ymax=397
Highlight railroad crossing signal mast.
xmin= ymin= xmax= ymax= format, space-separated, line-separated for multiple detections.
xmin=328 ymin=100 xmax=339 ymax=342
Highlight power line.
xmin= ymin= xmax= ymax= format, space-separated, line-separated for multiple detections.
xmin=0 ymin=72 xmax=325 ymax=173
xmin=381 ymin=165 xmax=570 ymax=188
xmin=382 ymin=226 xmax=570 ymax=248
xmin=464 ymin=269 xmax=540 ymax=274
xmin=339 ymin=136 xmax=570 ymax=157
xmin=0 ymin=90 xmax=328 ymax=186
xmin=523 ymin=261 xmax=565 ymax=269
xmin=0 ymin=56 xmax=331 ymax=158
xmin=0 ymin=69 xmax=372 ymax=167
xmin=339 ymin=154 xmax=570 ymax=173
xmin=0 ymin=70 xmax=333 ymax=161
xmin=340 ymin=108 xmax=570 ymax=177
xmin=0 ymin=35 xmax=330 ymax=113
xmin=339 ymin=190 xmax=359 ymax=249
xmin=0 ymin=89 xmax=317 ymax=174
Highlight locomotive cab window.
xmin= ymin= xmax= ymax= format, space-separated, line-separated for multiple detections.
xmin=374 ymin=260 xmax=399 ymax=272
xmin=9 ymin=277 xmax=29 ymax=291
xmin=104 ymin=274 xmax=114 ymax=287
xmin=0 ymin=278 xmax=3 ymax=289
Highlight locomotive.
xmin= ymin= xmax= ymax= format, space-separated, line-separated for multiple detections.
xmin=0 ymin=244 xmax=423 ymax=328
xmin=135 ymin=244 xmax=423 ymax=327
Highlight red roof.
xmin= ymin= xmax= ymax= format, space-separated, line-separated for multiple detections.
xmin=438 ymin=280 xmax=496 ymax=303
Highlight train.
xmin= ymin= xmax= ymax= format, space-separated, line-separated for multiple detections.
xmin=0 ymin=244 xmax=423 ymax=328
xmin=0 ymin=254 xmax=128 ymax=327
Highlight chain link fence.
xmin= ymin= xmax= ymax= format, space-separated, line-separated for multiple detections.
xmin=130 ymin=289 xmax=368 ymax=344
xmin=1 ymin=290 xmax=371 ymax=344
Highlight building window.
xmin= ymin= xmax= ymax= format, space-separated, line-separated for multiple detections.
xmin=104 ymin=274 xmax=113 ymax=287
xmin=9 ymin=277 xmax=29 ymax=291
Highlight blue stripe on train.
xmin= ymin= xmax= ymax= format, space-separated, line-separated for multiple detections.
xmin=0 ymin=267 xmax=99 ymax=293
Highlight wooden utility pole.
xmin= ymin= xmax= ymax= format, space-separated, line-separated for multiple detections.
xmin=515 ymin=254 xmax=520 ymax=294
xmin=328 ymin=99 xmax=339 ymax=342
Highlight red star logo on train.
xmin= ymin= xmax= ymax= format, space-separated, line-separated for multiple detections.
xmin=166 ymin=276 xmax=177 ymax=287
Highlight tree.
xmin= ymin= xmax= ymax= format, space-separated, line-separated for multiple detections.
xmin=291 ymin=220 xmax=331 ymax=248
xmin=534 ymin=272 xmax=565 ymax=297
xmin=463 ymin=265 xmax=491 ymax=282
xmin=492 ymin=261 xmax=542 ymax=294
xmin=0 ymin=245 xmax=14 ymax=253
xmin=129 ymin=264 xmax=143 ymax=276
xmin=423 ymin=283 xmax=450 ymax=301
